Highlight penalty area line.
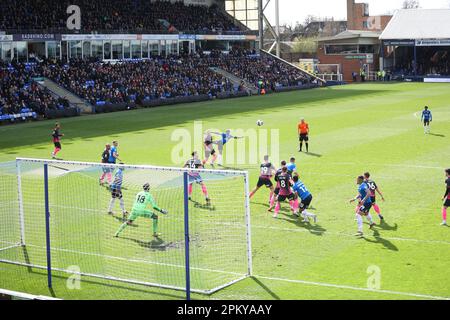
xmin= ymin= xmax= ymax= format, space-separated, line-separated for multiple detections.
xmin=254 ymin=275 xmax=450 ymax=300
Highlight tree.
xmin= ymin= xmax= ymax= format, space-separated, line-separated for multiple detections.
xmin=402 ymin=0 xmax=420 ymax=9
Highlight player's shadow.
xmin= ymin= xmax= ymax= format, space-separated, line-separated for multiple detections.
xmin=362 ymin=230 xmax=399 ymax=251
xmin=278 ymin=212 xmax=327 ymax=236
xmin=429 ymin=133 xmax=446 ymax=138
xmin=122 ymin=237 xmax=168 ymax=251
xmin=377 ymin=220 xmax=398 ymax=232
xmin=112 ymin=216 xmax=138 ymax=226
xmin=190 ymin=199 xmax=216 ymax=211
xmin=303 ymin=152 xmax=322 ymax=158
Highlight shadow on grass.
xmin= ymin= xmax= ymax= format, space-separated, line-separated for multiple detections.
xmin=250 ymin=276 xmax=280 ymax=300
xmin=121 ymin=236 xmax=170 ymax=252
xmin=429 ymin=133 xmax=446 ymax=138
xmin=34 ymin=269 xmax=185 ymax=299
xmin=276 ymin=209 xmax=327 ymax=236
xmin=363 ymin=229 xmax=399 ymax=251
xmin=301 ymin=152 xmax=322 ymax=158
xmin=0 ymin=88 xmax=389 ymax=149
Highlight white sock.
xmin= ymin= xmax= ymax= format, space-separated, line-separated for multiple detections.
xmin=366 ymin=213 xmax=374 ymax=224
xmin=356 ymin=214 xmax=363 ymax=232
xmin=120 ymin=198 xmax=125 ymax=213
xmin=303 ymin=210 xmax=316 ymax=218
xmin=108 ymin=198 xmax=115 ymax=212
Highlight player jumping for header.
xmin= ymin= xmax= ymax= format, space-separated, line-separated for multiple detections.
xmin=108 ymin=164 xmax=128 ymax=219
xmin=364 ymin=172 xmax=385 ymax=221
xmin=250 ymin=155 xmax=276 ymax=203
xmin=115 ymin=183 xmax=168 ymax=238
xmin=51 ymin=122 xmax=64 ymax=159
xmin=210 ymin=129 xmax=244 ymax=166
xmin=292 ymin=174 xmax=317 ymax=223
xmin=421 ymin=106 xmax=433 ymax=134
xmin=203 ymin=130 xmax=217 ymax=168
xmin=441 ymin=168 xmax=450 ymax=226
xmin=350 ymin=175 xmax=376 ymax=237
xmin=184 ymin=151 xmax=211 ymax=205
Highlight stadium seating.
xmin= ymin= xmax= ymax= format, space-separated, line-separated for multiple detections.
xmin=0 ymin=61 xmax=77 ymax=124
xmin=207 ymin=49 xmax=315 ymax=91
xmin=0 ymin=0 xmax=242 ymax=33
xmin=42 ymin=56 xmax=236 ymax=106
xmin=0 ymin=49 xmax=317 ymax=123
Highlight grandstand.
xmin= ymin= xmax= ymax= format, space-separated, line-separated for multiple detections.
xmin=0 ymin=0 xmax=317 ymax=123
xmin=380 ymin=9 xmax=450 ymax=82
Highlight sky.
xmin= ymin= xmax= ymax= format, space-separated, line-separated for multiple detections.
xmin=265 ymin=0 xmax=450 ymax=25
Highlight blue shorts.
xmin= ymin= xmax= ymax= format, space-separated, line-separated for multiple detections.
xmin=188 ymin=174 xmax=203 ymax=184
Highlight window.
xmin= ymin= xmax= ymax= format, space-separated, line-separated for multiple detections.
xmin=112 ymin=40 xmax=123 ymax=60
xmin=325 ymin=45 xmax=358 ymax=55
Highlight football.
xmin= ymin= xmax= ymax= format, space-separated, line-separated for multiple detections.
xmin=257 ymin=120 xmax=264 ymax=126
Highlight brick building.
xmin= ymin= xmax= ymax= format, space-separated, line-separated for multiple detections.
xmin=316 ymin=1 xmax=392 ymax=82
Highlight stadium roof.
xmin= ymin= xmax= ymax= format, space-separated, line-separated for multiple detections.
xmin=380 ymin=9 xmax=450 ymax=40
xmin=317 ymin=30 xmax=381 ymax=43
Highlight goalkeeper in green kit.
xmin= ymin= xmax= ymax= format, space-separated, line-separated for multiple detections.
xmin=115 ymin=183 xmax=168 ymax=238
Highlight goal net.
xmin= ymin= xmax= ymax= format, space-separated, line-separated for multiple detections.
xmin=0 ymin=158 xmax=252 ymax=296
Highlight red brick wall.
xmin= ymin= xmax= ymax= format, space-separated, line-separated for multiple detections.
xmin=347 ymin=0 xmax=392 ymax=31
xmin=317 ymin=45 xmax=380 ymax=82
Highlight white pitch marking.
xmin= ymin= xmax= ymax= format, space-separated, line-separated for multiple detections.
xmin=255 ymin=275 xmax=450 ymax=300
xmin=251 ymin=225 xmax=450 ymax=246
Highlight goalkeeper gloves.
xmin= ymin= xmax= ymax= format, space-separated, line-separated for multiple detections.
xmin=160 ymin=209 xmax=168 ymax=215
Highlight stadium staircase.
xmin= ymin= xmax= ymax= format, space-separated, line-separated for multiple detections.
xmin=261 ymin=50 xmax=327 ymax=86
xmin=210 ymin=67 xmax=259 ymax=95
xmin=41 ymin=78 xmax=93 ymax=114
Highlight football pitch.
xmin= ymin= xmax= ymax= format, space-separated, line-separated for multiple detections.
xmin=0 ymin=82 xmax=449 ymax=300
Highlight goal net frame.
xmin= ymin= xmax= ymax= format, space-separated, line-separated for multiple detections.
xmin=0 ymin=158 xmax=253 ymax=298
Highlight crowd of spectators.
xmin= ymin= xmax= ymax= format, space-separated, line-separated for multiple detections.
xmin=206 ymin=49 xmax=314 ymax=90
xmin=0 ymin=61 xmax=69 ymax=121
xmin=390 ymin=47 xmax=450 ymax=77
xmin=0 ymin=0 xmax=242 ymax=33
xmin=1 ymin=49 xmax=316 ymax=123
xmin=42 ymin=56 xmax=236 ymax=105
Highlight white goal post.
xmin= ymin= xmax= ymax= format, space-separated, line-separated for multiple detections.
xmin=0 ymin=158 xmax=253 ymax=298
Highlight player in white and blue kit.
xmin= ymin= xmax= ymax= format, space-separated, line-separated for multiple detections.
xmin=211 ymin=130 xmax=243 ymax=166
xmin=349 ymin=176 xmax=375 ymax=236
xmin=292 ymin=175 xmax=317 ymax=223
xmin=421 ymin=106 xmax=433 ymax=134
xmin=108 ymin=164 xmax=128 ymax=218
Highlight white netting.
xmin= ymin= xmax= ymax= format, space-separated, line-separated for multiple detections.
xmin=0 ymin=159 xmax=251 ymax=296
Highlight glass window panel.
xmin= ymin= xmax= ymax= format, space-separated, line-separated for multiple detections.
xmin=2 ymin=42 xmax=12 ymax=61
xmin=123 ymin=40 xmax=130 ymax=59
xmin=69 ymin=41 xmax=82 ymax=59
xmin=91 ymin=41 xmax=103 ymax=59
xmin=104 ymin=41 xmax=112 ymax=60
xmin=83 ymin=41 xmax=91 ymax=58
xmin=131 ymin=40 xmax=141 ymax=59
xmin=112 ymin=40 xmax=123 ymax=60
xmin=142 ymin=40 xmax=149 ymax=59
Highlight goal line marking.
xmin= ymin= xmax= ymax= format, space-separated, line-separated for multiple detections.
xmin=255 ymin=275 xmax=450 ymax=300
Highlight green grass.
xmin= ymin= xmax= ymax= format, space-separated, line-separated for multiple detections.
xmin=0 ymin=82 xmax=449 ymax=300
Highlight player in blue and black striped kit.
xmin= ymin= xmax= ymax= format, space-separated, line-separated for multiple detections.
xmin=421 ymin=106 xmax=433 ymax=134
xmin=350 ymin=176 xmax=375 ymax=237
